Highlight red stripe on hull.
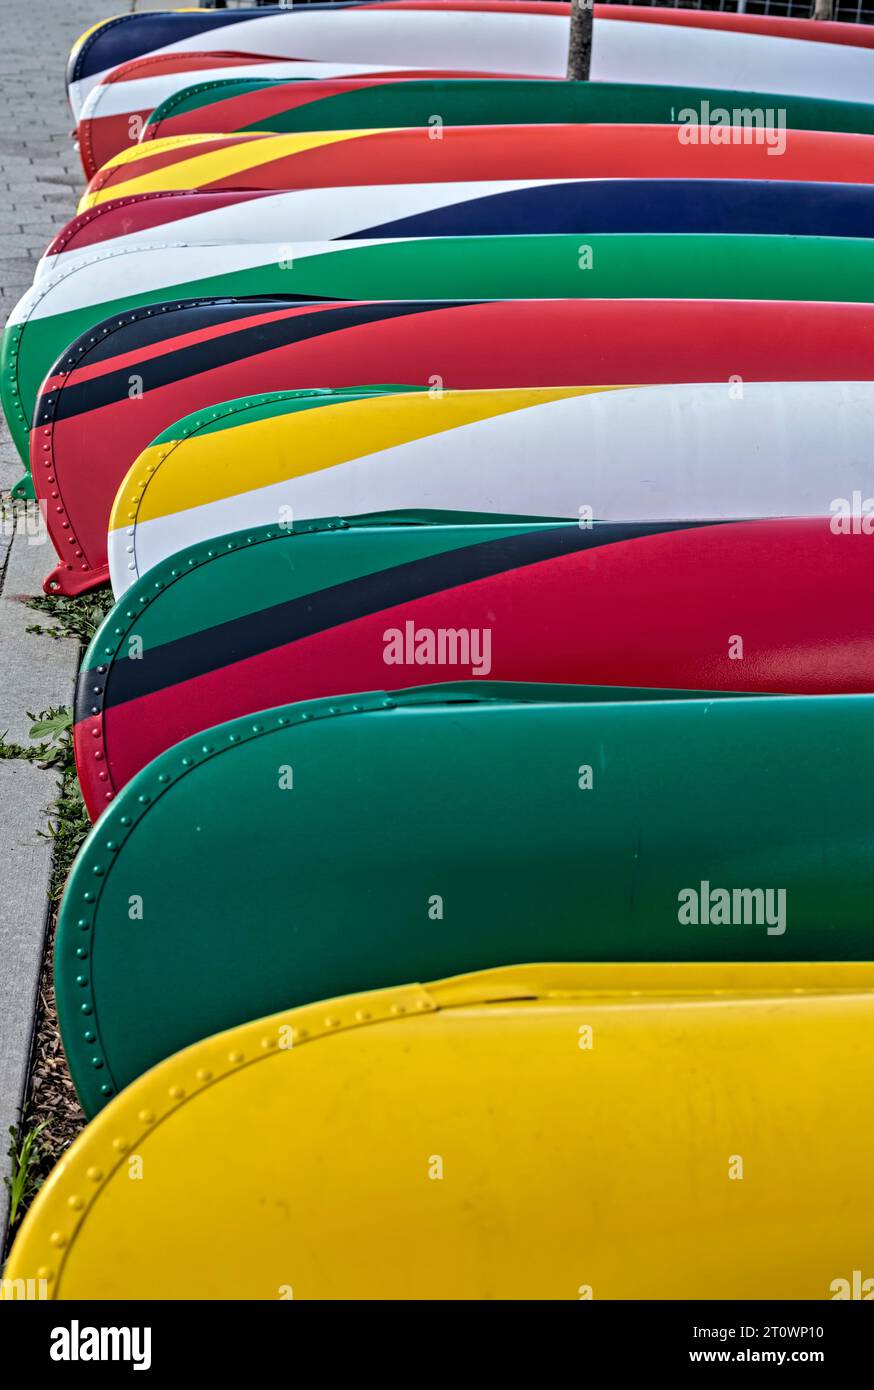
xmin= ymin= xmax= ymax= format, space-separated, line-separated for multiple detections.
xmin=79 ymin=519 xmax=874 ymax=818
xmin=78 ymin=58 xmax=503 ymax=176
xmin=45 ymin=191 xmax=276 ymax=258
xmin=83 ymin=126 xmax=874 ymax=200
xmin=36 ymin=298 xmax=874 ymax=594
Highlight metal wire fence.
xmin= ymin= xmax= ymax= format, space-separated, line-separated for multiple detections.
xmin=607 ymin=1 xmax=873 ymax=23
xmin=205 ymin=0 xmax=874 ymax=21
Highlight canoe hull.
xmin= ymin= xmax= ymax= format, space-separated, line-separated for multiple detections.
xmin=31 ymin=298 xmax=874 ymax=594
xmin=142 ymin=74 xmax=874 ymax=147
xmin=79 ymin=124 xmax=874 ymax=208
xmin=56 ymin=688 xmax=874 ymax=1116
xmin=107 ymin=382 xmax=874 ymax=594
xmin=79 ymin=513 xmax=874 ymax=818
xmin=78 ymin=60 xmax=523 ymax=179
xmin=10 ymin=962 xmax=874 ymax=1298
xmin=67 ymin=2 xmax=874 ymax=116
xmin=42 ymin=180 xmax=874 ymax=276
xmin=9 ymin=231 xmax=874 ymax=477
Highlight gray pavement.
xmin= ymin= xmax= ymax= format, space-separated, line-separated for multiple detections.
xmin=0 ymin=0 xmax=165 ymax=1244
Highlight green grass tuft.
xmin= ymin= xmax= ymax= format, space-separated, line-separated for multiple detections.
xmin=4 ymin=1122 xmax=49 ymax=1232
xmin=26 ymin=589 xmax=114 ymax=645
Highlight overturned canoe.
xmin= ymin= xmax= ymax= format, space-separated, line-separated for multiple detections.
xmin=80 ymin=56 xmax=874 ymax=181
xmin=142 ymin=75 xmax=874 ymax=147
xmin=67 ymin=2 xmax=874 ymax=117
xmin=79 ymin=126 xmax=874 ymax=209
xmin=56 ymin=686 xmax=874 ymax=1117
xmin=43 ymin=180 xmax=874 ymax=273
xmin=81 ymin=512 xmax=874 ymax=818
xmin=11 ymin=960 xmax=874 ymax=1297
xmin=107 ymin=382 xmax=874 ymax=595
xmin=7 ymin=233 xmax=874 ymax=475
xmin=67 ymin=1 xmax=565 ymax=116
xmin=78 ymin=60 xmax=519 ymax=181
xmin=35 ymin=298 xmax=874 ymax=591
xmin=11 ymin=961 xmax=872 ymax=1295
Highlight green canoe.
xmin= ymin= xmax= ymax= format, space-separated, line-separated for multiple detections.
xmin=58 ymin=684 xmax=874 ymax=1117
xmin=143 ymin=76 xmax=874 ymax=140
xmin=6 ymin=232 xmax=874 ymax=469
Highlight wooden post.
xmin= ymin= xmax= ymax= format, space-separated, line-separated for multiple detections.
xmin=567 ymin=0 xmax=593 ymax=81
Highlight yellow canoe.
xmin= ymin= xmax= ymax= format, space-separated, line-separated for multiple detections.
xmin=6 ymin=962 xmax=874 ymax=1300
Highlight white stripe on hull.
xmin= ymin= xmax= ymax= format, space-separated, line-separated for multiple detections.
xmin=78 ymin=60 xmax=440 ymax=125
xmin=110 ymin=381 xmax=874 ymax=594
xmin=38 ymin=182 xmax=571 ymax=279
xmin=71 ymin=15 xmax=874 ymax=115
xmin=71 ymin=10 xmax=570 ymax=113
xmin=11 ymin=239 xmax=403 ymax=327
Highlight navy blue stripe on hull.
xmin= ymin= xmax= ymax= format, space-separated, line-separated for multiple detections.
xmin=356 ymin=179 xmax=874 ymax=239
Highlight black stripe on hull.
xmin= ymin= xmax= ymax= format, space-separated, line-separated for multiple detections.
xmin=37 ymin=299 xmax=477 ymax=424
xmin=83 ymin=519 xmax=720 ymax=719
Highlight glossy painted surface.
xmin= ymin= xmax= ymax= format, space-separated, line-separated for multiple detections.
xmin=79 ymin=125 xmax=874 ymax=208
xmin=80 ymin=511 xmax=874 ymax=818
xmin=78 ymin=60 xmax=515 ymax=179
xmin=55 ymin=687 xmax=874 ymax=1116
xmin=10 ymin=960 xmax=874 ymax=1297
xmin=34 ymin=297 xmax=874 ymax=593
xmin=143 ymin=74 xmax=874 ymax=145
xmin=107 ymin=383 xmax=874 ymax=596
xmin=67 ymin=2 xmax=874 ymax=116
xmin=42 ymin=180 xmax=874 ymax=274
xmin=7 ymin=232 xmax=874 ymax=474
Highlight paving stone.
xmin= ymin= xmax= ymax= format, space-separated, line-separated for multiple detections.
xmin=0 ymin=0 xmax=144 ymax=1243
xmin=0 ymin=759 xmax=59 ymax=1237
xmin=0 ymin=512 xmax=79 ymax=746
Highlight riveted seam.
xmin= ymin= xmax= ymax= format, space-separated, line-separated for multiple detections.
xmin=80 ymin=516 xmax=352 ymax=809
xmin=70 ymin=12 xmax=138 ymax=87
xmin=63 ymin=690 xmax=402 ymax=1115
xmin=49 ymin=191 xmax=212 ymax=255
xmin=9 ymin=242 xmax=208 ymax=468
xmin=39 ymin=976 xmax=437 ymax=1289
xmin=37 ymin=294 xmax=244 ymax=592
xmin=120 ymin=388 xmax=363 ymax=583
xmin=80 ymin=49 xmax=252 ymax=176
xmin=145 ymin=76 xmax=269 ymax=140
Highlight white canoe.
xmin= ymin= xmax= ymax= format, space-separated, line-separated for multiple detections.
xmin=70 ymin=6 xmax=874 ymax=117
xmin=107 ymin=380 xmax=874 ymax=595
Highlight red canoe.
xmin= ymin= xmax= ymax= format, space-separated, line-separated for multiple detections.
xmin=81 ymin=124 xmax=874 ymax=205
xmin=76 ymin=53 xmax=507 ymax=179
xmin=74 ymin=514 xmax=874 ymax=819
xmin=34 ymin=296 xmax=874 ymax=596
xmin=72 ymin=2 xmax=874 ymax=173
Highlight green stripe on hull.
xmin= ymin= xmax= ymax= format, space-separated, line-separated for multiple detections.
xmin=157 ymin=383 xmax=424 ymax=441
xmin=83 ymin=511 xmax=547 ymax=658
xmin=6 ymin=232 xmax=874 ymax=465
xmin=147 ymin=78 xmax=874 ymax=137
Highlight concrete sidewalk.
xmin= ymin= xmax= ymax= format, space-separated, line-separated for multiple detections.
xmin=0 ymin=0 xmax=164 ymax=1246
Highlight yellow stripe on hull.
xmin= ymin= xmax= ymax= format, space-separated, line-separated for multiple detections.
xmin=79 ymin=128 xmax=387 ymax=209
xmin=112 ymin=385 xmax=605 ymax=529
